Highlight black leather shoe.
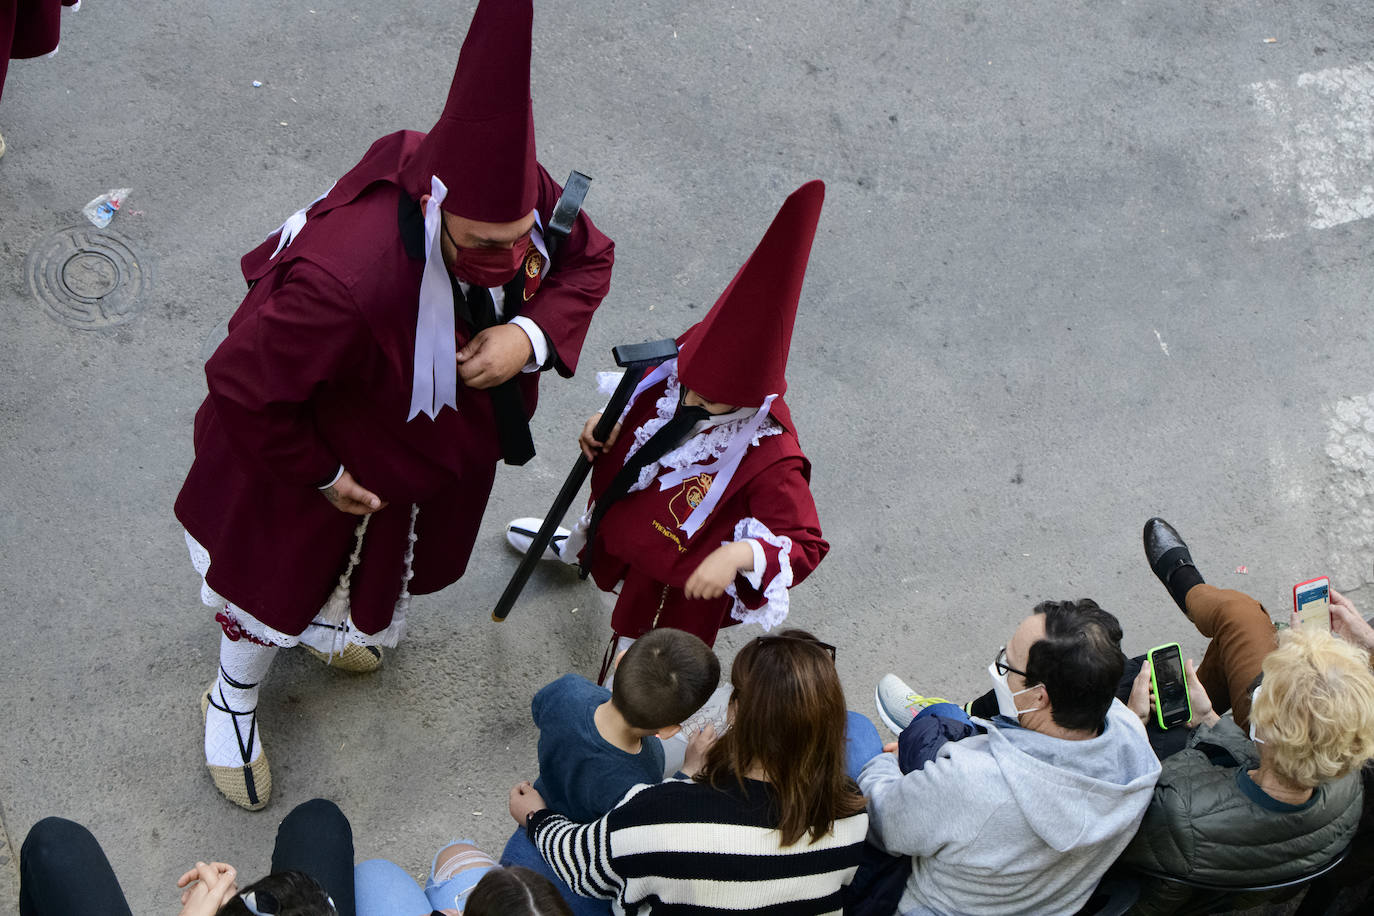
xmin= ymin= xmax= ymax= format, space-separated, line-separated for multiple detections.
xmin=1143 ymin=517 xmax=1203 ymax=612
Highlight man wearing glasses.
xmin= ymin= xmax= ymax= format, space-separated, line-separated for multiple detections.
xmin=853 ymin=600 xmax=1161 ymax=916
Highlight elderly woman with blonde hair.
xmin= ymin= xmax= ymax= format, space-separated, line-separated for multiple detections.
xmin=1121 ymin=623 xmax=1374 ymax=912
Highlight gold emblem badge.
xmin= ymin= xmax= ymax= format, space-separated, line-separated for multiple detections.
xmin=522 ymin=248 xmax=544 ymax=302
xmin=668 ymin=474 xmax=714 ymax=527
xmin=524 ymin=248 xmax=543 ymax=278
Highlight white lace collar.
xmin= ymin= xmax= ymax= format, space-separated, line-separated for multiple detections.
xmin=624 ymin=369 xmax=781 ymax=495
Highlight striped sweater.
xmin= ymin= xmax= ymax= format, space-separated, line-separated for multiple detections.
xmin=529 ymin=776 xmax=867 ymax=915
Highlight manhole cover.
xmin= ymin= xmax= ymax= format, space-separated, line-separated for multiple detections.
xmin=26 ymin=226 xmax=152 ymax=329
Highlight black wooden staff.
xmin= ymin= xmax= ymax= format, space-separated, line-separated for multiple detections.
xmin=491 ymin=337 xmax=679 ymax=621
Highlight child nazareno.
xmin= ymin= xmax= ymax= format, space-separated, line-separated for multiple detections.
xmin=507 ymin=181 xmax=831 ymax=675
xmin=499 ymin=628 xmax=720 ymax=913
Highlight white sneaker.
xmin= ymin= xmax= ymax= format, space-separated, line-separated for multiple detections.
xmin=874 ymin=674 xmax=953 ymax=736
xmin=506 ymin=517 xmax=570 ymax=561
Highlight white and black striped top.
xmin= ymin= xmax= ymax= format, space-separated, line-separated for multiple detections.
xmin=529 ymin=776 xmax=868 ymax=915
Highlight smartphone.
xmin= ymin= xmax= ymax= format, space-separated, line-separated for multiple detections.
xmin=1148 ymin=643 xmax=1192 ymax=730
xmin=1293 ymin=577 xmax=1331 ymax=632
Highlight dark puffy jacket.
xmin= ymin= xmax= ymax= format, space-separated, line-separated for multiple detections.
xmin=1119 ymin=714 xmax=1361 ymax=907
xmin=896 ymin=703 xmax=981 ymax=774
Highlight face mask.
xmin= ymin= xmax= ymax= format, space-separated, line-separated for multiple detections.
xmin=1248 ymin=684 xmax=1265 ymax=744
xmin=448 ymin=231 xmax=531 ymax=288
xmin=988 ymin=661 xmax=1042 ymax=720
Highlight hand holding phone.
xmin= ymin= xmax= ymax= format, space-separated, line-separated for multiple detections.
xmin=1330 ymin=588 xmax=1374 ymax=651
xmin=1293 ymin=577 xmax=1332 ymax=633
xmin=1147 ymin=643 xmax=1192 ymax=730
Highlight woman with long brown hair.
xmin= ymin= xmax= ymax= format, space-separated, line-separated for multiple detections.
xmin=509 ymin=629 xmax=868 ymax=914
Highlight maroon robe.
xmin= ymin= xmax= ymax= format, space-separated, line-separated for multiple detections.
xmin=1 ymin=0 xmax=77 ymax=103
xmin=175 ymin=131 xmax=613 ymax=637
xmin=581 ymin=375 xmax=827 ymax=645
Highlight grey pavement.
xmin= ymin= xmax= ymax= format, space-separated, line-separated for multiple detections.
xmin=3 ymin=0 xmax=1374 ymax=911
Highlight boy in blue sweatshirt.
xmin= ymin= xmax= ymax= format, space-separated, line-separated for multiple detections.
xmin=500 ymin=628 xmax=720 ymax=911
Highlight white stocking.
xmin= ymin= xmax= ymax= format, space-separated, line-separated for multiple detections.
xmin=204 ymin=634 xmax=276 ymax=767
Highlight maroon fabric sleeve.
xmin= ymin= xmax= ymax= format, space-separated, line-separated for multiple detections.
xmin=732 ymin=456 xmax=829 ymax=611
xmin=520 ymin=164 xmax=614 ymax=377
xmin=205 ymin=262 xmax=368 ymax=487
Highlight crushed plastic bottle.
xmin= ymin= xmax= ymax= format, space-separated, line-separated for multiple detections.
xmin=82 ymin=188 xmax=132 ymax=228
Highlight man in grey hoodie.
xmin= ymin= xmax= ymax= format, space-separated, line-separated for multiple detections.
xmin=856 ymin=599 xmax=1161 ymax=916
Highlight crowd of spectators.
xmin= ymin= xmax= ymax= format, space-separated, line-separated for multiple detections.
xmin=19 ymin=517 xmax=1374 ymax=915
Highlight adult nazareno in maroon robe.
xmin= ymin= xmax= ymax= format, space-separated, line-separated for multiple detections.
xmin=175 ymin=130 xmax=613 ymax=639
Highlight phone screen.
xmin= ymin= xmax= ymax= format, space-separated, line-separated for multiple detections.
xmin=1151 ymin=646 xmax=1189 ymax=728
xmin=1296 ymin=582 xmax=1331 ymax=632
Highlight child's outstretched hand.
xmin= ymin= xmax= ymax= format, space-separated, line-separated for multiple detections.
xmin=685 ymin=542 xmax=755 ymax=599
xmin=579 ymin=412 xmax=623 ymax=460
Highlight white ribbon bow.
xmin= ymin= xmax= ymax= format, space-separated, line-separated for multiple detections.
xmin=267 ymin=183 xmax=336 ymax=258
xmin=408 ymin=175 xmax=459 ymax=420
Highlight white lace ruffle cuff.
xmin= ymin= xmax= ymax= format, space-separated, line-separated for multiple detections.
xmin=724 ymin=518 xmax=792 ymax=631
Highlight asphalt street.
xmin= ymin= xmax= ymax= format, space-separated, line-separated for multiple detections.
xmin=2 ymin=1 xmax=1373 ymax=911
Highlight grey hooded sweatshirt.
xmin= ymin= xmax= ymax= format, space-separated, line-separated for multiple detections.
xmin=858 ymin=699 xmax=1161 ymax=916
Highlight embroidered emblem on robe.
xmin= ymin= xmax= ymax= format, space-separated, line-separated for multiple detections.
xmin=669 ymin=474 xmax=714 ymax=528
xmin=522 ymin=248 xmax=544 ymax=301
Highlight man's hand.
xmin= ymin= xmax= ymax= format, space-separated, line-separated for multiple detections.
xmin=1330 ymin=588 xmax=1374 ymax=652
xmin=321 ymin=469 xmax=386 ymax=515
xmin=177 ymin=862 xmax=238 ymax=916
xmin=458 ymin=325 xmax=533 ymax=389
xmin=579 ymin=411 xmax=623 ymax=460
xmin=508 ymin=780 xmax=547 ymax=826
xmin=1127 ymin=662 xmax=1153 ymax=725
xmin=1129 ymin=658 xmax=1218 ymax=729
xmin=1181 ymin=658 xmax=1218 ymax=727
xmin=684 ymin=541 xmax=755 ymax=600
xmin=681 ymin=724 xmax=719 ymax=778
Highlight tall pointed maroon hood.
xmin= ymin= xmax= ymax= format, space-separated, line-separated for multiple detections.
xmin=677 ymin=180 xmax=825 ymax=410
xmin=412 ymin=0 xmax=538 ymax=221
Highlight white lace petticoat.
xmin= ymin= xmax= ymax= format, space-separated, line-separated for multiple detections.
xmin=184 ymin=504 xmax=419 ymax=651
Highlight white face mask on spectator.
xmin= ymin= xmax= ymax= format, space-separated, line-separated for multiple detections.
xmin=1249 ymin=684 xmax=1265 ymax=744
xmin=988 ymin=661 xmax=1042 ymax=720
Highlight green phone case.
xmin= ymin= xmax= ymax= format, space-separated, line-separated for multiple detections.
xmin=1148 ymin=642 xmax=1192 ymax=730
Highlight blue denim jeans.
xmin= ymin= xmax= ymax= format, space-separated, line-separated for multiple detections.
xmin=500 ymin=828 xmax=613 ymax=916
xmin=845 ymin=709 xmax=884 ymax=781
xmin=354 ymin=842 xmax=494 ymax=916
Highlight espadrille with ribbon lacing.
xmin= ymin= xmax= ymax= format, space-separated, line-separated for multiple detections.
xmin=201 ymin=679 xmax=271 ymax=811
